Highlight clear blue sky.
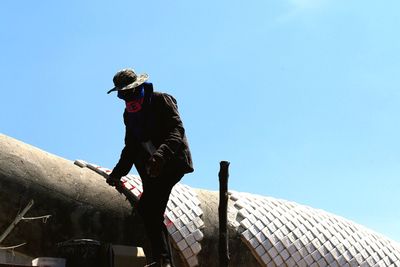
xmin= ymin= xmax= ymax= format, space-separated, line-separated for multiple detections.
xmin=1 ymin=1 xmax=400 ymax=242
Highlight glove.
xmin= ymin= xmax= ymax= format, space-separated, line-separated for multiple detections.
xmin=106 ymin=173 xmax=121 ymax=187
xmin=146 ymin=155 xmax=165 ymax=178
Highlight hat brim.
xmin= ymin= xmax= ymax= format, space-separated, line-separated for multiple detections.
xmin=107 ymin=73 xmax=149 ymax=94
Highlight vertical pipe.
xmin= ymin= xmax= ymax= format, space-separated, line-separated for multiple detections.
xmin=218 ymin=161 xmax=230 ymax=267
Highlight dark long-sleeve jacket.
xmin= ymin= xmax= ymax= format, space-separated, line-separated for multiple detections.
xmin=110 ymin=86 xmax=194 ymax=179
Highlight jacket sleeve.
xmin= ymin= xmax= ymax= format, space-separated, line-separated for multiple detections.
xmin=152 ymin=94 xmax=185 ymax=162
xmin=109 ymin=112 xmax=136 ymax=178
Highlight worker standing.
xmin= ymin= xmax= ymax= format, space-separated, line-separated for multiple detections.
xmin=106 ymin=68 xmax=194 ymax=267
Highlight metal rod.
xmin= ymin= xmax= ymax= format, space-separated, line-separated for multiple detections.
xmin=218 ymin=161 xmax=230 ymax=267
xmin=22 ymin=215 xmax=51 ymax=222
xmin=0 ymin=242 xmax=27 ymax=250
xmin=0 ymin=199 xmax=34 ymax=243
xmin=0 ymin=200 xmax=34 ymax=244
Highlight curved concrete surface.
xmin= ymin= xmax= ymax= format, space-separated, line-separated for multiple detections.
xmin=1 ymin=134 xmax=400 ymax=267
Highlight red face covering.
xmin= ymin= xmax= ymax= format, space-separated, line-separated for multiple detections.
xmin=125 ymin=98 xmax=144 ymax=113
xmin=118 ymin=86 xmax=145 ymax=113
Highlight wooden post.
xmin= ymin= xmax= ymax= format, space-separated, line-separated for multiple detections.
xmin=219 ymin=161 xmax=230 ymax=267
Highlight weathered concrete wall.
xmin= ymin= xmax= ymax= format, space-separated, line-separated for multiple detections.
xmin=0 ymin=134 xmax=237 ymax=267
xmin=0 ymin=134 xmax=144 ymax=257
xmin=3 ymin=134 xmax=400 ymax=267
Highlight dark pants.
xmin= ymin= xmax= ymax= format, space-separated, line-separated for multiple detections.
xmin=136 ymin=169 xmax=183 ymax=264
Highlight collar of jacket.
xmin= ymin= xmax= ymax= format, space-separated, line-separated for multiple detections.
xmin=124 ymin=83 xmax=153 ymax=113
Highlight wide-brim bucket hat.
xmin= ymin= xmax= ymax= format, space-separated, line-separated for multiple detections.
xmin=107 ymin=68 xmax=149 ymax=94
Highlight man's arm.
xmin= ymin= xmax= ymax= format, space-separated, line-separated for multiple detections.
xmin=108 ymin=113 xmax=136 ymax=183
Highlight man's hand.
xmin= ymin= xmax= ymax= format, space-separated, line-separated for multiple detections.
xmin=106 ymin=173 xmax=121 ymax=187
xmin=146 ymin=155 xmax=165 ymax=178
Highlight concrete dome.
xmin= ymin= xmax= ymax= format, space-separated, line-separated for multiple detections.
xmin=1 ymin=134 xmax=400 ymax=267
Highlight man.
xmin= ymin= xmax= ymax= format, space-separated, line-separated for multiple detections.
xmin=106 ymin=68 xmax=194 ymax=267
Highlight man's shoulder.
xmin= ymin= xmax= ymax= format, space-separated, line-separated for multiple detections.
xmin=153 ymin=91 xmax=175 ymax=98
xmin=152 ymin=91 xmax=177 ymax=105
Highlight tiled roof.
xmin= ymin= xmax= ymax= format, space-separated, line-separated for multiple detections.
xmin=229 ymin=191 xmax=400 ymax=267
xmin=77 ymin=160 xmax=400 ymax=267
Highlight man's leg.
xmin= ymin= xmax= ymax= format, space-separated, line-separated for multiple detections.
xmin=137 ymin=172 xmax=183 ymax=265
